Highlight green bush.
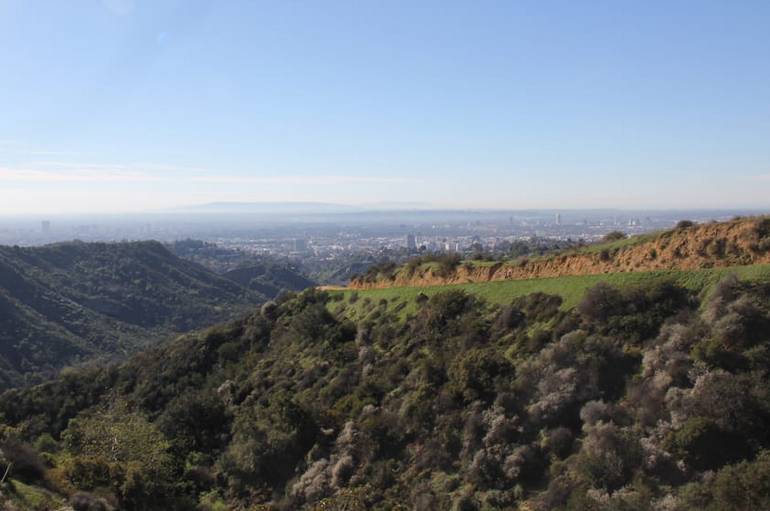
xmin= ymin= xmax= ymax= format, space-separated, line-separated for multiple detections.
xmin=665 ymin=416 xmax=752 ymax=472
xmin=603 ymin=231 xmax=626 ymax=242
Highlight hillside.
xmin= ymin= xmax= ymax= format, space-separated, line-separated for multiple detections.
xmin=350 ymin=217 xmax=770 ymax=289
xmin=0 ymin=241 xmax=262 ymax=389
xmin=337 ymin=263 xmax=770 ymax=320
xmin=2 ymin=269 xmax=770 ymax=510
xmin=222 ymin=264 xmax=315 ymax=298
xmin=169 ymin=239 xmax=316 ymax=297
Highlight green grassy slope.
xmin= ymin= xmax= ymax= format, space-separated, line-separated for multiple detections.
xmin=332 ymin=263 xmax=770 ymax=319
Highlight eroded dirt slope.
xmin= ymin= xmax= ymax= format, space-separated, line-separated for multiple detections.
xmin=350 ymin=217 xmax=770 ymax=289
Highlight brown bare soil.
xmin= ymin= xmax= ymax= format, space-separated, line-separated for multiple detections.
xmin=349 ymin=217 xmax=770 ymax=290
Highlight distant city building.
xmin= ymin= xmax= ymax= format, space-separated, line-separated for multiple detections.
xmin=41 ymin=220 xmax=51 ymax=233
xmin=294 ymin=239 xmax=308 ymax=252
xmin=555 ymin=213 xmax=562 ymax=226
xmin=406 ymin=234 xmax=417 ymax=253
xmin=443 ymin=241 xmax=461 ymax=252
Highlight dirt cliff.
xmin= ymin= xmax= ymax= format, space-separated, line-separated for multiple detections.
xmin=349 ymin=217 xmax=770 ymax=289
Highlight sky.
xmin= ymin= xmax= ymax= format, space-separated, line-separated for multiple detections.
xmin=1 ymin=0 xmax=770 ymax=214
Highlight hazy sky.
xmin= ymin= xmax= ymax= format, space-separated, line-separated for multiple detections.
xmin=1 ymin=0 xmax=770 ymax=214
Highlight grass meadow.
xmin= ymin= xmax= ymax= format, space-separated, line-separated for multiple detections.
xmin=329 ymin=263 xmax=770 ymax=320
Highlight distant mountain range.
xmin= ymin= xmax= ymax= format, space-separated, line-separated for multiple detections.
xmin=177 ymin=201 xmax=431 ymax=214
xmin=181 ymin=202 xmax=357 ymax=214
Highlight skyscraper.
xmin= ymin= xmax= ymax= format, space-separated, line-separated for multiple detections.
xmin=41 ymin=220 xmax=51 ymax=233
xmin=406 ymin=234 xmax=417 ymax=253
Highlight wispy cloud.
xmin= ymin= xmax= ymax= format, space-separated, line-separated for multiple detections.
xmin=102 ymin=0 xmax=135 ymax=16
xmin=189 ymin=175 xmax=417 ymax=185
xmin=0 ymin=166 xmax=166 ymax=183
xmin=0 ymin=162 xmax=419 ymax=185
xmin=0 ymin=139 xmax=27 ymax=150
xmin=23 ymin=150 xmax=84 ymax=157
xmin=0 ymin=141 xmax=83 ymax=159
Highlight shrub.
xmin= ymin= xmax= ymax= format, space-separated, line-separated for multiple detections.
xmin=664 ymin=416 xmax=751 ymax=472
xmin=512 ymin=292 xmax=563 ymax=323
xmin=33 ymin=433 xmax=59 ymax=454
xmin=580 ymin=281 xmax=691 ymax=342
xmin=603 ymin=231 xmax=626 ymax=242
xmin=452 ymin=494 xmax=480 ymax=511
xmin=222 ymin=396 xmax=317 ymax=489
xmin=71 ymin=492 xmax=113 ymax=511
xmin=436 ymin=253 xmax=463 ymax=278
xmin=578 ymin=283 xmax=622 ymax=322
xmin=0 ymin=439 xmax=46 ymax=483
xmin=290 ymin=303 xmax=336 ymax=342
xmin=542 ymin=427 xmax=574 ymax=459
xmin=755 ymin=218 xmax=770 ymax=239
xmin=422 ymin=291 xmax=478 ymax=331
xmin=361 ymin=261 xmax=398 ymax=282
xmin=576 ymin=422 xmax=641 ymax=491
xmin=156 ymin=391 xmax=230 ymax=453
xmin=260 ymin=300 xmax=279 ymax=320
xmin=708 ymin=238 xmax=726 ymax=258
xmin=494 ymin=306 xmax=525 ymax=331
xmin=448 ymin=349 xmax=514 ymax=403
xmin=676 ymin=449 xmax=770 ymax=510
xmin=61 ymin=406 xmax=177 ymax=509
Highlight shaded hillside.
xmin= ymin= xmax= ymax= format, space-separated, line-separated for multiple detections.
xmin=0 ymin=241 xmax=262 ymax=389
xmin=169 ymin=239 xmax=315 ymax=296
xmin=168 ymin=239 xmax=262 ymax=273
xmin=350 ymin=217 xmax=770 ymax=289
xmin=223 ymin=264 xmax=315 ymax=298
xmin=3 ymin=274 xmax=770 ymax=510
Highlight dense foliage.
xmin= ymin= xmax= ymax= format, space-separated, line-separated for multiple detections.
xmin=170 ymin=238 xmax=379 ymax=287
xmin=222 ymin=265 xmax=315 ymax=299
xmin=2 ymin=275 xmax=770 ymax=510
xmin=0 ymin=241 xmax=261 ymax=389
